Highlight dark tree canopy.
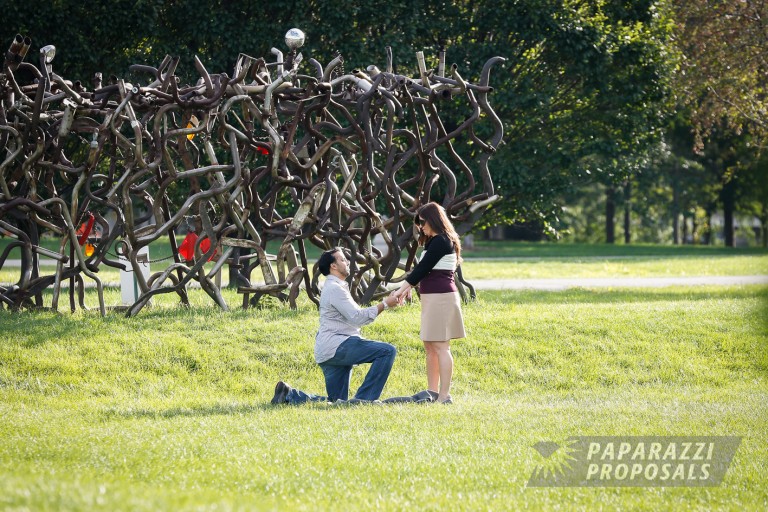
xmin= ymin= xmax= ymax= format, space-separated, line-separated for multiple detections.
xmin=2 ymin=0 xmax=674 ymax=226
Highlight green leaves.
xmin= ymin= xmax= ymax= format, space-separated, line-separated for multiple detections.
xmin=0 ymin=0 xmax=673 ymax=228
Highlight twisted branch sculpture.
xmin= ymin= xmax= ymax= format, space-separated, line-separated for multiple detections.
xmin=0 ymin=30 xmax=504 ymax=316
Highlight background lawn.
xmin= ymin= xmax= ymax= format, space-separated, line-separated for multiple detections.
xmin=2 ymin=240 xmax=767 ymax=290
xmin=464 ymin=240 xmax=768 ymax=258
xmin=1 ymin=282 xmax=766 ymax=511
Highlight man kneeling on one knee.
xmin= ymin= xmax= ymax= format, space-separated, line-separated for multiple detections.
xmin=272 ymin=247 xmax=400 ymax=404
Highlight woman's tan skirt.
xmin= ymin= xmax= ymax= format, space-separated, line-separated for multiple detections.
xmin=420 ymin=291 xmax=466 ymax=341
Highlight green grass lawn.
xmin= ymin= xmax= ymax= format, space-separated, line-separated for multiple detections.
xmin=462 ymin=255 xmax=768 ymax=280
xmin=2 ymin=239 xmax=767 ymax=286
xmin=464 ymin=240 xmax=768 ymax=258
xmin=3 ymin=254 xmax=766 ymax=291
xmin=462 ymin=240 xmax=768 ymax=280
xmin=1 ymin=285 xmax=767 ymax=510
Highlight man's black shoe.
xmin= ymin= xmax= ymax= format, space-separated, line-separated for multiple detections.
xmin=412 ymin=389 xmax=439 ymax=402
xmin=271 ymin=381 xmax=291 ymax=405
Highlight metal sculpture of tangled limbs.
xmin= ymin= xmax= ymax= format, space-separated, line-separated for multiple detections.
xmin=0 ymin=30 xmax=504 ymax=316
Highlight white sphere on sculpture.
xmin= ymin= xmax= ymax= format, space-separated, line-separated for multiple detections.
xmin=285 ymin=28 xmax=306 ymax=51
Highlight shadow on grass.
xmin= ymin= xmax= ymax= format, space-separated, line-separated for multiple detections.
xmin=0 ymin=300 xmax=318 ymax=350
xmin=3 ymin=286 xmax=764 ymax=336
xmin=476 ymin=286 xmax=768 ymax=305
xmin=0 ymin=312 xmax=99 ymax=348
xmin=101 ymin=400 xmax=417 ymax=420
xmin=101 ymin=402 xmax=281 ymax=420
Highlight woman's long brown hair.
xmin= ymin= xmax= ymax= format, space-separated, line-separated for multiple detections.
xmin=416 ymin=202 xmax=462 ymax=263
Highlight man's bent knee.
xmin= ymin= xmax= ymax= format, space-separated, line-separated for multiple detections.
xmin=380 ymin=343 xmax=397 ymax=360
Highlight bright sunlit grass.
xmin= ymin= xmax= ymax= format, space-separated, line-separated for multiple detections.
xmin=1 ymin=284 xmax=766 ymax=510
xmin=461 ymin=254 xmax=768 ymax=280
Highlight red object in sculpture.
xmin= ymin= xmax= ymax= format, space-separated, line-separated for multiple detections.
xmin=200 ymin=237 xmax=212 ymax=255
xmin=178 ymin=232 xmax=216 ymax=262
xmin=76 ymin=213 xmax=95 ymax=246
xmin=178 ymin=232 xmax=198 ymax=261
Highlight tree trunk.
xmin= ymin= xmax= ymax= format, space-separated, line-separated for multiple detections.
xmin=723 ymin=208 xmax=734 ymax=247
xmin=721 ymin=179 xmax=736 ymax=247
xmin=703 ymin=206 xmax=715 ymax=245
xmin=605 ymin=185 xmax=616 ymax=244
xmin=672 ymin=174 xmax=680 ymax=245
xmin=623 ymin=180 xmax=631 ymax=244
xmin=692 ymin=216 xmax=699 ymax=244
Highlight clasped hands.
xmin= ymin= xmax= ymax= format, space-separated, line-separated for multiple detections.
xmin=388 ymin=283 xmax=412 ymax=306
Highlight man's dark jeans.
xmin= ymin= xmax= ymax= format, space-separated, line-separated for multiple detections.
xmin=285 ymin=336 xmax=397 ymax=404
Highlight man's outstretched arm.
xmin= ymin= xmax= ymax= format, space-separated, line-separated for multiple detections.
xmin=330 ymin=286 xmax=397 ymax=326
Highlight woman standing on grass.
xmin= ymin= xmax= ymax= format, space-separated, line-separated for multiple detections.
xmin=393 ymin=202 xmax=466 ymax=404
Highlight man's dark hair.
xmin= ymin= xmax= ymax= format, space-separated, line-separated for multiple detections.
xmin=317 ymin=247 xmax=342 ymax=276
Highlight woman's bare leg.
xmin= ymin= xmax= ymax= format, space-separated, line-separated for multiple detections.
xmin=423 ymin=341 xmax=440 ymax=393
xmin=427 ymin=341 xmax=453 ymax=402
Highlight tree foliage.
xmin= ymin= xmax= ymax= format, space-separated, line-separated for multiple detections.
xmin=2 ymin=0 xmax=674 ymax=228
xmin=452 ymin=0 xmax=675 ymax=226
xmin=671 ymin=0 xmax=768 ymax=145
xmin=666 ymin=0 xmax=768 ymax=246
